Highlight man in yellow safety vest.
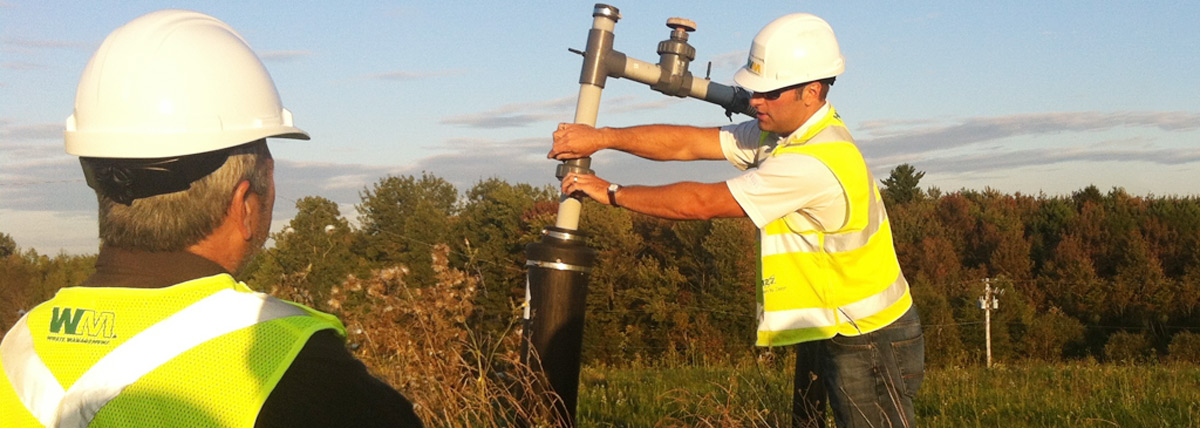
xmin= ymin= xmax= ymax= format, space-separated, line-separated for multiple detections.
xmin=0 ymin=10 xmax=423 ymax=427
xmin=551 ymin=13 xmax=923 ymax=428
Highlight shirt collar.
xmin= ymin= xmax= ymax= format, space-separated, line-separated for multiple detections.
xmin=81 ymin=246 xmax=230 ymax=289
xmin=781 ymin=102 xmax=831 ymax=144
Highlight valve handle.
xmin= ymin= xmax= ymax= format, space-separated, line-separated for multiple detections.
xmin=666 ymin=17 xmax=696 ymax=32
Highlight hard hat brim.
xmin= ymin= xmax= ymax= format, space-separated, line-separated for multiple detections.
xmin=733 ymin=66 xmax=788 ymax=93
xmin=66 ymin=125 xmax=310 ymax=158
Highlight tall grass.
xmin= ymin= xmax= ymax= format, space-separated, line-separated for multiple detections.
xmin=272 ymin=244 xmax=568 ymax=427
xmin=577 ymin=361 xmax=1200 ymax=427
xmin=271 ymin=249 xmax=1200 ymax=426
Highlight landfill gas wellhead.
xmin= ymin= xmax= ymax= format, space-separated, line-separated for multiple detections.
xmin=521 ymin=3 xmax=755 ymax=425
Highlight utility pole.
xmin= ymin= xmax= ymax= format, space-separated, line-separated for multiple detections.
xmin=978 ymin=278 xmax=1001 ymax=368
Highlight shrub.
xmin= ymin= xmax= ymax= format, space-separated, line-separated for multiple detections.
xmin=1167 ymin=331 xmax=1200 ymax=364
xmin=1103 ymin=331 xmax=1157 ymax=364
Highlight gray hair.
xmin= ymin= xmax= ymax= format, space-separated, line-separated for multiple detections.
xmin=96 ymin=140 xmax=272 ymax=251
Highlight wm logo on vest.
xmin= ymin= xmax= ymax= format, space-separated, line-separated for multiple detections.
xmin=48 ymin=307 xmax=117 ymax=345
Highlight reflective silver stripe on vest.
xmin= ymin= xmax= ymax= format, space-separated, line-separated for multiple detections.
xmin=824 ymin=181 xmax=886 ymax=253
xmin=3 ymin=287 xmax=307 ymax=428
xmin=764 ymin=186 xmax=887 ymax=257
xmin=838 ymin=273 xmax=909 ymax=322
xmin=1 ymin=314 xmax=65 ymax=427
xmin=759 ymin=273 xmax=908 ymax=331
xmin=760 ymin=231 xmax=819 ymax=257
xmin=761 ymin=124 xmax=871 ymax=258
xmin=758 ymin=303 xmax=837 ymax=331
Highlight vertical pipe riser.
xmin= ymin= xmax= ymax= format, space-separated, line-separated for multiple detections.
xmin=523 ymin=226 xmax=597 ymax=427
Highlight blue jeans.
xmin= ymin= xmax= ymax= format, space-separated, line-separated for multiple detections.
xmin=812 ymin=306 xmax=925 ymax=428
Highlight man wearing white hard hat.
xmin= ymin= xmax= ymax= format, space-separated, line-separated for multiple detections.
xmin=0 ymin=10 xmax=422 ymax=427
xmin=551 ymin=13 xmax=923 ymax=428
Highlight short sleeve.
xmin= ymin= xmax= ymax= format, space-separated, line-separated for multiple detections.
xmin=724 ymin=153 xmax=847 ymax=231
xmin=719 ymin=120 xmax=779 ymax=170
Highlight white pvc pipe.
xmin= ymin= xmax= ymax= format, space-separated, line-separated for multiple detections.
xmin=554 ymin=11 xmax=618 ymax=231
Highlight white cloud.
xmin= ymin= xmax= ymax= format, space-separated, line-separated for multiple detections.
xmin=365 ymin=69 xmax=467 ymax=81
xmin=2 ymin=61 xmax=43 ymax=70
xmin=1 ymin=122 xmax=60 ymax=140
xmin=704 ymin=50 xmax=746 ymax=71
xmin=2 ymin=38 xmax=91 ymax=50
xmin=857 ymin=111 xmax=1200 ymax=158
xmin=440 ymin=94 xmax=682 ymax=129
xmin=439 ymin=96 xmax=576 ymax=128
xmin=259 ymin=50 xmax=313 ymax=62
xmin=0 ymin=209 xmax=98 ymax=255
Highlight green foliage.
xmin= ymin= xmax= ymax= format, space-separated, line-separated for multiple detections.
xmin=911 ymin=279 xmax=968 ymax=367
xmin=1103 ymin=331 xmax=1157 ymax=364
xmin=245 ymin=196 xmax=361 ymax=306
xmin=0 ymin=233 xmax=15 ymax=258
xmin=7 ymin=170 xmax=1200 ymax=368
xmin=1167 ymin=332 xmax=1200 ymax=364
xmin=579 ymin=363 xmax=1200 ymax=427
xmin=356 ymin=173 xmax=458 ymax=287
xmin=0 ymin=245 xmax=96 ymax=332
xmin=578 ymin=362 xmax=794 ymax=427
xmin=452 ymin=179 xmax=558 ymax=351
xmin=881 ymin=163 xmax=925 ymax=205
xmin=1020 ymin=307 xmax=1085 ymax=361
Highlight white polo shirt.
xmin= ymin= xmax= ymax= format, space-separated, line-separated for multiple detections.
xmin=720 ymin=103 xmax=848 ymax=233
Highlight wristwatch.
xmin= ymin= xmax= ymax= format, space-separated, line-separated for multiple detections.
xmin=607 ymin=183 xmax=621 ymax=207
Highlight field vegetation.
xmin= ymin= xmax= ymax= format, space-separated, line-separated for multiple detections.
xmin=3 ymin=166 xmax=1199 ymax=425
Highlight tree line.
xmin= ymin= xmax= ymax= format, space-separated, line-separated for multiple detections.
xmin=3 ymin=165 xmax=1199 ymax=367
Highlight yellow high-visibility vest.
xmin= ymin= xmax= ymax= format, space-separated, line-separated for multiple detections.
xmin=0 ymin=274 xmax=345 ymax=428
xmin=755 ymin=107 xmax=912 ymax=346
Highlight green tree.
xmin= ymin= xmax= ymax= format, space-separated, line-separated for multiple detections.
xmin=1 ymin=251 xmax=96 ymax=331
xmin=0 ymin=249 xmax=35 ymax=332
xmin=0 ymin=233 xmax=16 ymax=258
xmin=453 ymin=179 xmax=556 ymax=337
xmin=357 ymin=173 xmax=457 ymax=287
xmin=1028 ymin=196 xmax=1075 ymax=275
xmin=1020 ymin=307 xmax=1085 ymax=361
xmin=910 ymin=278 xmax=967 ymax=367
xmin=695 ymin=218 xmax=758 ymax=354
xmin=1041 ymin=233 xmax=1105 ymax=322
xmin=1110 ymin=231 xmax=1171 ymax=327
xmin=578 ymin=201 xmax=646 ymax=362
xmin=249 ymin=196 xmax=360 ymax=305
xmin=880 ymin=163 xmax=925 ymax=205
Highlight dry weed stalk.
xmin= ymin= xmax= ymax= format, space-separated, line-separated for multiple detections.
xmin=658 ymin=372 xmax=778 ymax=428
xmin=272 ymin=244 xmax=567 ymax=427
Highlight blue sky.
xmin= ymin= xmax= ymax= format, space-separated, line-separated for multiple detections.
xmin=2 ymin=1 xmax=1198 ymax=255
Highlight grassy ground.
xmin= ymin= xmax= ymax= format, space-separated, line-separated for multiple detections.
xmin=576 ymin=362 xmax=1200 ymax=427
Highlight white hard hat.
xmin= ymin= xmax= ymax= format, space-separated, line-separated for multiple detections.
xmin=733 ymin=13 xmax=845 ymax=93
xmin=65 ymin=9 xmax=308 ymax=159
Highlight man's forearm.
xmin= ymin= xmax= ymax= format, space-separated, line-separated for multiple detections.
xmin=613 ymin=181 xmax=745 ymax=221
xmin=600 ymin=125 xmax=724 ymax=161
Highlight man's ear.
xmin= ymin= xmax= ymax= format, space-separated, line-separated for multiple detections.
xmin=229 ymin=180 xmax=256 ymax=241
xmin=799 ymin=82 xmax=818 ymax=106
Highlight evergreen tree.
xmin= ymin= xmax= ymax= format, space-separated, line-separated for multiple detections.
xmin=0 ymin=233 xmax=15 ymax=258
xmin=881 ymin=163 xmax=925 ymax=205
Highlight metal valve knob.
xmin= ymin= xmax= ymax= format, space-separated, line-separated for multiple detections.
xmin=666 ymin=17 xmax=696 ymax=32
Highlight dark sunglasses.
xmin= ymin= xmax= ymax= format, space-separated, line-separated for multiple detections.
xmin=755 ymin=82 xmax=812 ymax=101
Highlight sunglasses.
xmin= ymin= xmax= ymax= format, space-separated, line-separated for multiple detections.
xmin=755 ymin=82 xmax=812 ymax=101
